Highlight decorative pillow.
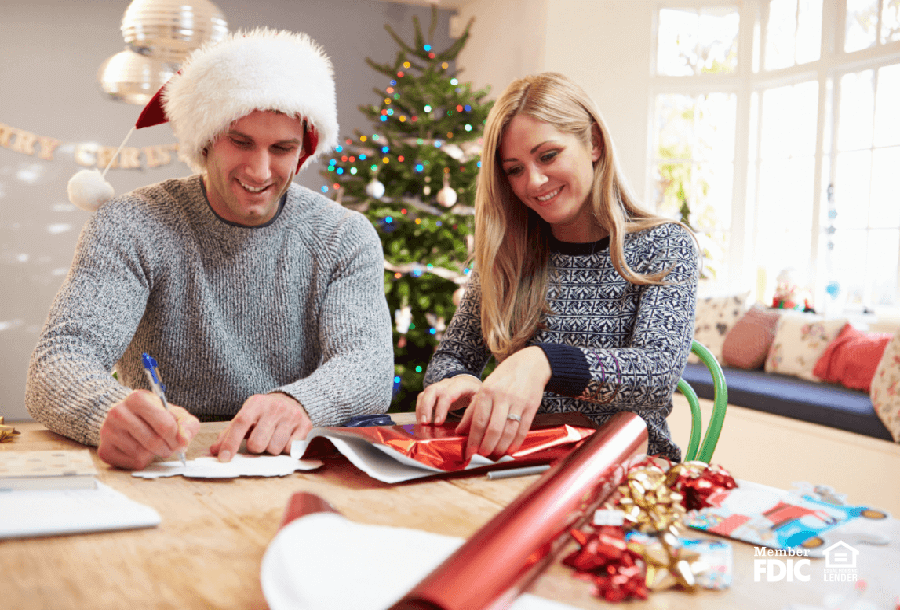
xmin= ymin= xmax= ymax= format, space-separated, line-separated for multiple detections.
xmin=813 ymin=324 xmax=893 ymax=392
xmin=870 ymin=330 xmax=900 ymax=442
xmin=722 ymin=305 xmax=783 ymax=370
xmin=690 ymin=292 xmax=750 ymax=364
xmin=764 ymin=314 xmax=848 ymax=380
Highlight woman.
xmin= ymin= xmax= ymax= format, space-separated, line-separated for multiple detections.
xmin=416 ymin=73 xmax=699 ymax=462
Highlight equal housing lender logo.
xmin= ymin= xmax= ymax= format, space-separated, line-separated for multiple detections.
xmin=822 ymin=541 xmax=860 ymax=582
xmin=753 ymin=541 xmax=859 ymax=582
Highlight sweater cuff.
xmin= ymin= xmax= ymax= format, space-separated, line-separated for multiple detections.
xmin=535 ymin=343 xmax=591 ymax=397
xmin=429 ymin=370 xmax=481 ymax=385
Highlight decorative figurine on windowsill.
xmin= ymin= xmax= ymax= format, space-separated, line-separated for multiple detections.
xmin=772 ymin=268 xmax=813 ymax=312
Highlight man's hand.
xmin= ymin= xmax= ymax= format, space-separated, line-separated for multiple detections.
xmin=210 ymin=392 xmax=312 ymax=462
xmin=98 ymin=389 xmax=199 ymax=470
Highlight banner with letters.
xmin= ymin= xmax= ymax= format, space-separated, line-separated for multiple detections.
xmin=0 ymin=121 xmax=180 ymax=170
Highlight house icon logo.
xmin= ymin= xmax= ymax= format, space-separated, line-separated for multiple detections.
xmin=823 ymin=541 xmax=859 ymax=570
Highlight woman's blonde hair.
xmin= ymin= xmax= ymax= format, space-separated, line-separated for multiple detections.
xmin=475 ymin=72 xmax=684 ymax=361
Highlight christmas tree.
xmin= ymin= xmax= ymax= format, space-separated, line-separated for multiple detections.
xmin=322 ymin=8 xmax=493 ymax=411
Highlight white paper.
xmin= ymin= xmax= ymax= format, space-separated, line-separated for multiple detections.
xmin=0 ymin=482 xmax=160 ymax=538
xmin=261 ymin=512 xmax=581 ymax=610
xmin=290 ymin=428 xmax=513 ymax=484
xmin=132 ymin=454 xmax=322 ymax=479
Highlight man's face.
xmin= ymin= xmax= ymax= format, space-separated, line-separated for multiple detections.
xmin=203 ymin=110 xmax=305 ymax=227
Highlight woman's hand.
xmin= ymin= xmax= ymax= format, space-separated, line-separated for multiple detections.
xmin=416 ymin=374 xmax=483 ymax=425
xmin=456 ymin=346 xmax=551 ymax=461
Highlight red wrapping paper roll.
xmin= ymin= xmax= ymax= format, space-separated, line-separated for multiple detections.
xmin=389 ymin=411 xmax=649 ymax=610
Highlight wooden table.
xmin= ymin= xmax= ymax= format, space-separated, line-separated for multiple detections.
xmin=2 ymin=417 xmax=898 ymax=610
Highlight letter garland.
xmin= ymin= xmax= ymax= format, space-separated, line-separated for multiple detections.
xmin=0 ymin=121 xmax=179 ymax=170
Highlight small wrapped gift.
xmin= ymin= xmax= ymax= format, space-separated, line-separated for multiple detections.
xmin=0 ymin=416 xmax=20 ymax=443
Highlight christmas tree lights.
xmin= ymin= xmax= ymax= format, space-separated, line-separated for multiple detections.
xmin=322 ymin=8 xmax=493 ymax=410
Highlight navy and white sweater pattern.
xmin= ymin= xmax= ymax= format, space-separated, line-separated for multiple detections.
xmin=424 ymin=223 xmax=700 ymax=460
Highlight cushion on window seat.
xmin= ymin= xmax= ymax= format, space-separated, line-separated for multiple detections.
xmin=680 ymin=362 xmax=894 ymax=441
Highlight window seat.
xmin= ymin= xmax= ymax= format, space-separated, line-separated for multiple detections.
xmin=681 ymin=362 xmax=893 ymax=442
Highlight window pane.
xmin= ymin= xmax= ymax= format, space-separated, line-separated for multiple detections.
xmin=697 ymin=93 xmax=737 ymax=161
xmin=838 ymin=70 xmax=875 ymax=151
xmin=845 ymin=0 xmax=879 ymax=52
xmin=829 ymin=229 xmax=869 ymax=306
xmin=695 ymin=161 xmax=735 ymax=230
xmin=766 ymin=0 xmax=798 ymax=70
xmin=868 ymin=230 xmax=900 ymax=305
xmin=884 ymin=0 xmax=900 ymax=44
xmin=870 ymin=147 xmax=900 ymax=228
xmin=874 ymin=64 xmax=900 ymax=147
xmin=757 ymin=156 xmax=815 ymax=285
xmin=796 ymin=0 xmax=823 ymax=63
xmin=658 ymin=9 xmax=698 ymax=75
xmin=658 ymin=7 xmax=739 ymax=75
xmin=760 ymin=81 xmax=819 ymax=159
xmin=653 ymin=162 xmax=692 ymax=218
xmin=653 ymin=93 xmax=736 ymax=216
xmin=833 ymin=150 xmax=872 ymax=229
xmin=699 ymin=7 xmax=739 ymax=73
xmin=656 ymin=94 xmax=694 ymax=152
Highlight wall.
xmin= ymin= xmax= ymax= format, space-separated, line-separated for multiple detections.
xmin=0 ymin=0 xmax=455 ymax=421
xmin=455 ymin=0 xmax=655 ymax=201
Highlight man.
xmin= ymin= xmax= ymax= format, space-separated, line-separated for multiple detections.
xmin=25 ymin=29 xmax=394 ymax=470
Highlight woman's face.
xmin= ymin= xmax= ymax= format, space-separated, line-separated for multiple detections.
xmin=498 ymin=114 xmax=602 ymax=242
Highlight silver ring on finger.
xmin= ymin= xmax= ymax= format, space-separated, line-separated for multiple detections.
xmin=507 ymin=413 xmax=522 ymax=423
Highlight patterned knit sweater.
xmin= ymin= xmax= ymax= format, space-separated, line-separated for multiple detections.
xmin=424 ymin=223 xmax=699 ymax=460
xmin=26 ymin=176 xmax=394 ymax=447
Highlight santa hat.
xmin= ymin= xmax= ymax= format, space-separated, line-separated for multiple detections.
xmin=68 ymin=28 xmax=339 ymax=211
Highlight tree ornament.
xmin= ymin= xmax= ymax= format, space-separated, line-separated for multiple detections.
xmin=443 ymin=143 xmax=464 ymax=160
xmin=394 ymin=305 xmax=412 ymax=334
xmin=395 ymin=305 xmax=412 ymax=349
xmin=365 ymin=175 xmax=385 ymax=199
xmin=436 ymin=172 xmax=457 ymax=208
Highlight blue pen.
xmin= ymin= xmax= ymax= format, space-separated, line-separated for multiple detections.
xmin=141 ymin=353 xmax=186 ymax=465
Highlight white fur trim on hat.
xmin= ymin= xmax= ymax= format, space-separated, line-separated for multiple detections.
xmin=162 ymin=28 xmax=339 ymax=173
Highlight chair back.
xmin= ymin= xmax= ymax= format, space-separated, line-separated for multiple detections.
xmin=676 ymin=340 xmax=728 ymax=463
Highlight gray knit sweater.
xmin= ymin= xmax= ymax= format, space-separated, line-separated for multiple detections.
xmin=26 ymin=176 xmax=394 ymax=447
xmin=424 ymin=223 xmax=699 ymax=460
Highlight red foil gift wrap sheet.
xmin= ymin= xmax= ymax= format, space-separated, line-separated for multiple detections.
xmin=278 ymin=492 xmax=340 ymax=529
xmin=388 ymin=411 xmax=649 ymax=610
xmin=309 ymin=412 xmax=599 ymax=473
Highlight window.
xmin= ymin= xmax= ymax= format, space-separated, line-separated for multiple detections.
xmin=651 ymin=5 xmax=740 ymax=280
xmin=845 ymin=0 xmax=900 ymax=51
xmin=754 ymin=80 xmax=818 ymax=282
xmin=764 ymin=0 xmax=822 ymax=69
xmin=657 ymin=6 xmax=740 ymax=75
xmin=828 ymin=63 xmax=900 ymax=308
xmin=650 ymin=0 xmax=900 ymax=312
xmin=652 ymin=92 xmax=736 ymax=279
